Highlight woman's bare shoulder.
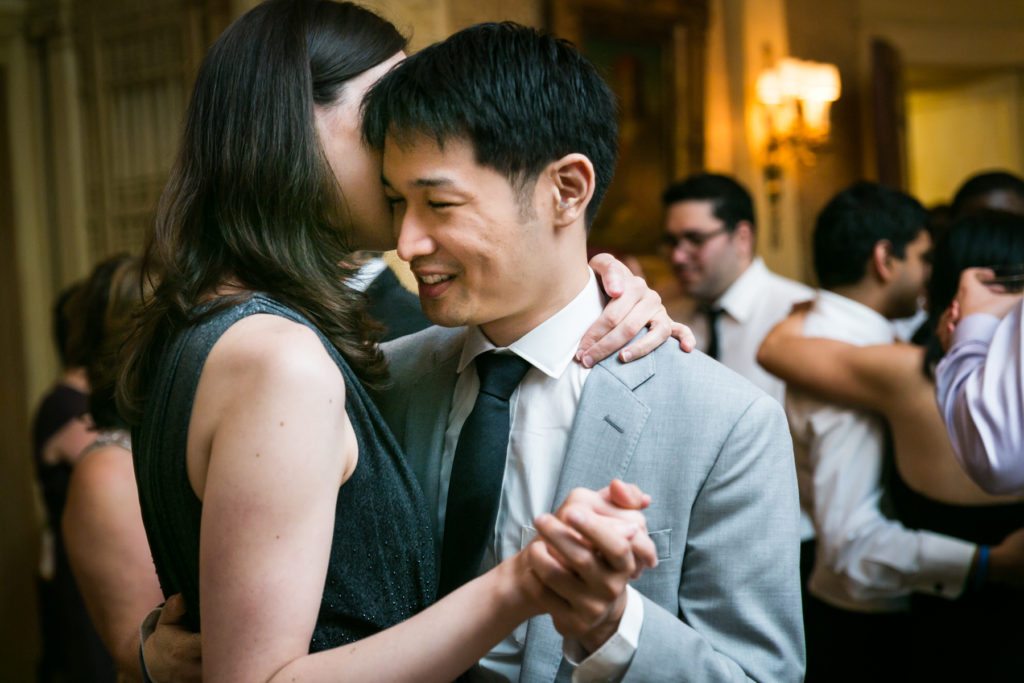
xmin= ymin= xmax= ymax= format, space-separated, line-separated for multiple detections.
xmin=204 ymin=314 xmax=343 ymax=395
xmin=65 ymin=443 xmax=139 ymax=535
xmin=73 ymin=443 xmax=134 ymax=489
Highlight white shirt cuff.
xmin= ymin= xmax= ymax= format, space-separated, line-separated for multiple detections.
xmin=913 ymin=533 xmax=977 ymax=599
xmin=564 ymin=585 xmax=644 ymax=683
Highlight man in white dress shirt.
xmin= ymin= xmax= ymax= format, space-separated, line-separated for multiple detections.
xmin=661 ymin=173 xmax=812 ymax=404
xmin=364 ymin=23 xmax=804 ymax=682
xmin=785 ymin=182 xmax=995 ymax=681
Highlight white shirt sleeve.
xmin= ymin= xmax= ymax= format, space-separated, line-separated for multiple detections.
xmin=563 ymin=585 xmax=644 ymax=683
xmin=808 ymin=405 xmax=976 ymax=603
xmin=935 ymin=302 xmax=1024 ymax=494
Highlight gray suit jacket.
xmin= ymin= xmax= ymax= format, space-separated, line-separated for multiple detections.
xmin=378 ymin=326 xmax=805 ymax=682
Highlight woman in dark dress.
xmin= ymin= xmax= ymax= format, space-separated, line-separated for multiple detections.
xmin=758 ymin=209 xmax=1024 ymax=681
xmin=33 ymin=279 xmax=114 ymax=682
xmin=120 ymin=2 xmax=679 ymax=680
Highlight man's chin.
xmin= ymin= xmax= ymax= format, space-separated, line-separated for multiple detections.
xmin=420 ymin=303 xmax=468 ymax=329
xmin=674 ymin=274 xmax=704 ymax=297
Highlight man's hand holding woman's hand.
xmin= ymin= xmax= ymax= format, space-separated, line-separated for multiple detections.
xmin=526 ymin=481 xmax=656 ymax=654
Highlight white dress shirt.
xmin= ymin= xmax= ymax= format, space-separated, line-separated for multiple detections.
xmin=786 ymin=290 xmax=976 ymax=612
xmin=683 ymin=257 xmax=813 ymax=404
xmin=347 ymin=256 xmax=387 ymax=292
xmin=437 ymin=270 xmax=643 ymax=683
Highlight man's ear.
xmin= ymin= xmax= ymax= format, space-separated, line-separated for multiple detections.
xmin=871 ymin=240 xmax=896 ymax=283
xmin=733 ymin=220 xmax=756 ymax=259
xmin=549 ymin=153 xmax=596 ymax=229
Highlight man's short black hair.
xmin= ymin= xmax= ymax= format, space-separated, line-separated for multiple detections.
xmin=950 ymin=170 xmax=1024 ymax=218
xmin=661 ymin=173 xmax=756 ymax=233
xmin=362 ymin=22 xmax=618 ymax=228
xmin=813 ymin=182 xmax=927 ymax=290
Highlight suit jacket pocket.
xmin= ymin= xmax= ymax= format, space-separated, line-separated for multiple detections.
xmin=649 ymin=528 xmax=673 ymax=560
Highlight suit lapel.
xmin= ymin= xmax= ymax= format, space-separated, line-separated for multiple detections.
xmin=552 ymin=353 xmax=654 ymax=505
xmin=522 ymin=353 xmax=655 ymax=680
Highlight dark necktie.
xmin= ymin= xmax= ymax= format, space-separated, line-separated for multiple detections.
xmin=438 ymin=351 xmax=532 ymax=597
xmin=703 ymin=306 xmax=724 ymax=360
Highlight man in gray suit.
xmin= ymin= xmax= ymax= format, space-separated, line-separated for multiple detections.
xmin=363 ymin=22 xmax=804 ymax=682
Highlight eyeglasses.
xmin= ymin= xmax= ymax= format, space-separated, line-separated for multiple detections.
xmin=661 ymin=226 xmax=730 ymax=253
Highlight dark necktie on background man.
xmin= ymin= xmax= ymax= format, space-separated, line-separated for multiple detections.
xmin=438 ymin=351 xmax=532 ymax=597
xmin=702 ymin=305 xmax=724 ymax=360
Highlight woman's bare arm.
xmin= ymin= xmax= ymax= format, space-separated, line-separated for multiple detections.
xmin=63 ymin=445 xmax=165 ymax=680
xmin=757 ymin=309 xmax=914 ymax=411
xmin=193 ymin=316 xmax=545 ymax=682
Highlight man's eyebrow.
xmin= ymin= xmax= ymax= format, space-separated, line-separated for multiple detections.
xmin=380 ymin=174 xmax=457 ymax=190
xmin=414 ymin=177 xmax=454 ymax=188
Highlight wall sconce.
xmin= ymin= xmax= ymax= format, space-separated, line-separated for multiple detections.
xmin=756 ymin=57 xmax=841 ymax=159
xmin=755 ymin=55 xmax=841 ymax=246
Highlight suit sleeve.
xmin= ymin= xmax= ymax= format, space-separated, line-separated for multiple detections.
xmin=624 ymin=395 xmax=806 ymax=682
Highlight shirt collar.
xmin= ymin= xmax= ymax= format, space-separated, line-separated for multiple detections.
xmin=716 ymin=257 xmax=769 ymax=323
xmin=814 ymin=289 xmax=895 ymax=343
xmin=348 ymin=257 xmax=388 ymax=293
xmin=458 ymin=269 xmax=604 ymax=379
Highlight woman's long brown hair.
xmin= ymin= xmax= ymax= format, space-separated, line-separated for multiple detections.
xmin=118 ymin=0 xmax=405 ymax=423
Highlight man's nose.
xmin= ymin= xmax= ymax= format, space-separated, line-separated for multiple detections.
xmin=396 ymin=210 xmax=435 ymax=263
xmin=671 ymin=242 xmax=691 ymax=266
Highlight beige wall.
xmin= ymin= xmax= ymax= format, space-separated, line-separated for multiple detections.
xmin=3 ymin=1 xmax=62 ymax=414
xmin=858 ymin=0 xmax=1024 ymax=205
xmin=908 ymin=71 xmax=1024 ymax=205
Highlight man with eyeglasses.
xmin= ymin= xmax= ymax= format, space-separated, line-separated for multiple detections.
xmin=661 ymin=173 xmax=812 ymax=404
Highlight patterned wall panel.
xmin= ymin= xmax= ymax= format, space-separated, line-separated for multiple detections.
xmin=75 ymin=0 xmax=228 ymax=259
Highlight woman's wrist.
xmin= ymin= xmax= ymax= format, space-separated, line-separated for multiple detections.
xmin=491 ymin=549 xmax=544 ymax=624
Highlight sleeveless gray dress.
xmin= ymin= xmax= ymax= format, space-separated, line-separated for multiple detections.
xmin=133 ymin=294 xmax=436 ymax=651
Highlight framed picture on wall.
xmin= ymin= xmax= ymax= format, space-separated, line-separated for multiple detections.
xmin=548 ymin=0 xmax=708 ymax=258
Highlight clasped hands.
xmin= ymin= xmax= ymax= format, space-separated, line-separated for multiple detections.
xmin=517 ymin=480 xmax=657 ymax=655
xmin=142 ymin=480 xmax=657 ymax=679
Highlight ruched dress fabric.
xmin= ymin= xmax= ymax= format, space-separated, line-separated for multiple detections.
xmin=133 ymin=294 xmax=436 ymax=651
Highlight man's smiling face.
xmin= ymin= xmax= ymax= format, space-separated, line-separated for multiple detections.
xmin=383 ymin=134 xmax=555 ymax=346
